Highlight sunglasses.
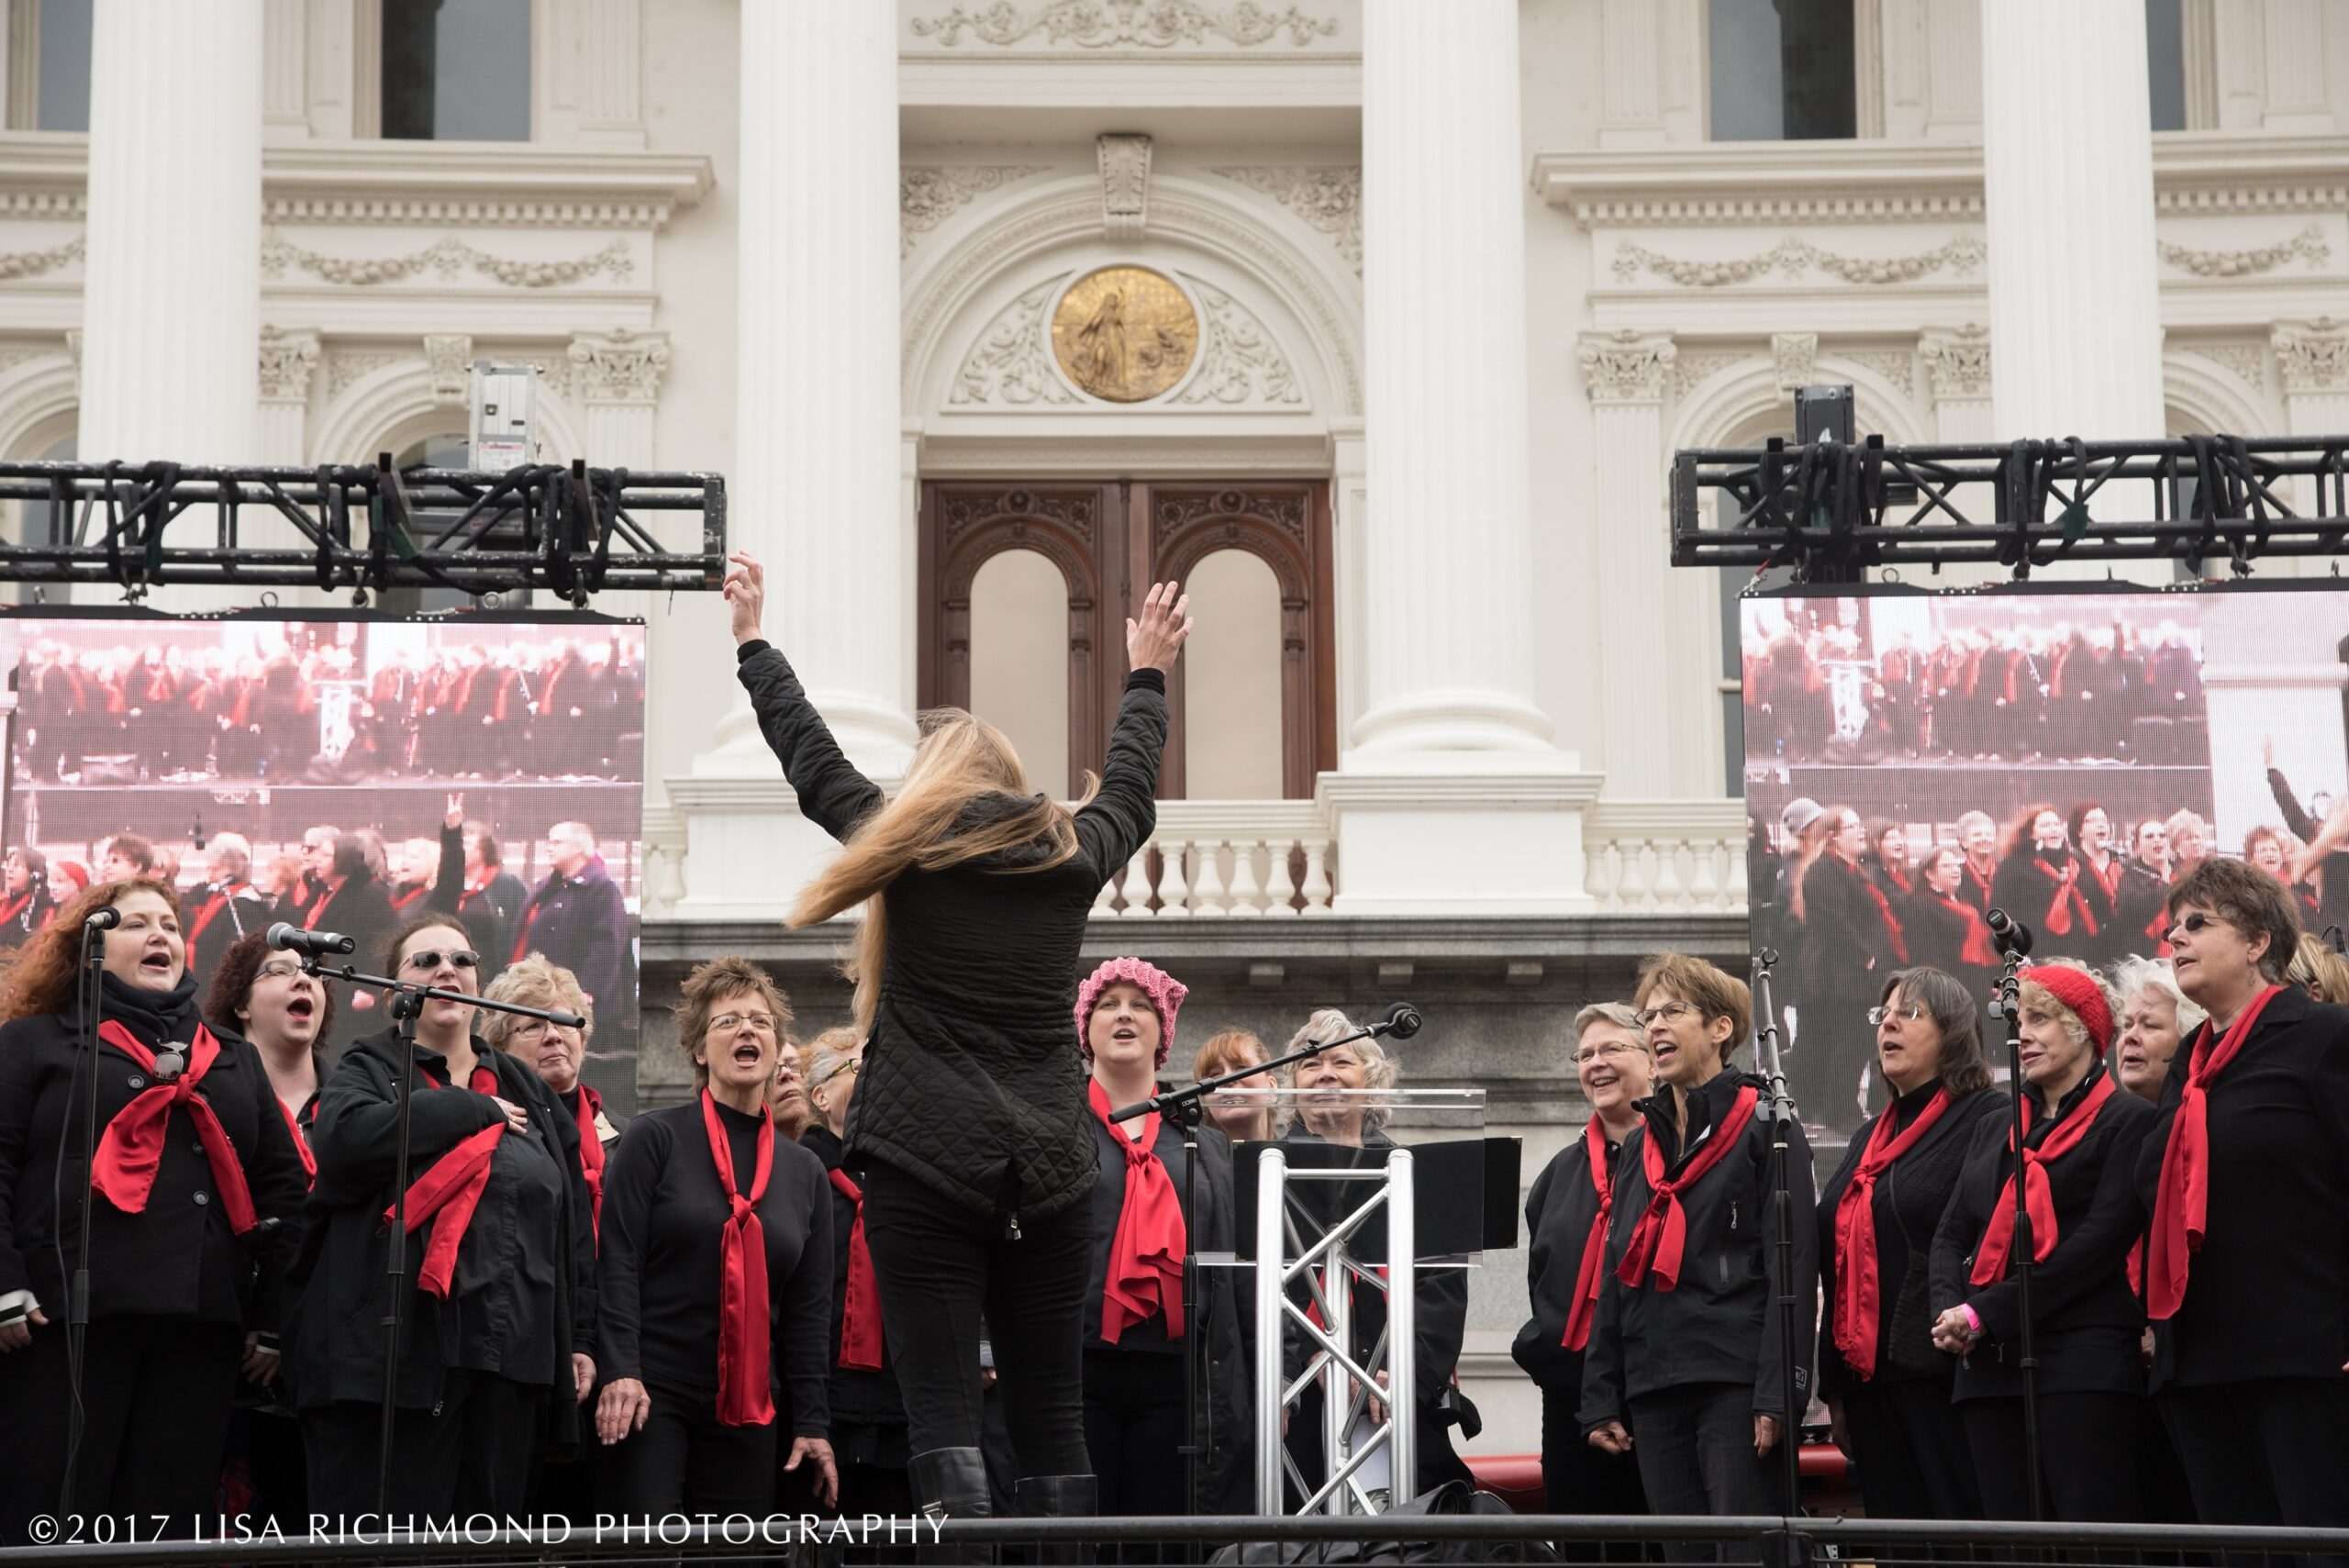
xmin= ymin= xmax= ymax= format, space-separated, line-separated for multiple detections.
xmin=2165 ymin=911 xmax=2225 ymax=940
xmin=403 ymin=948 xmax=483 ymax=973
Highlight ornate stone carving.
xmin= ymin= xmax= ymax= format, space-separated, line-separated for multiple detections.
xmin=1175 ymin=277 xmax=1301 ymax=406
xmin=910 ymin=0 xmax=1338 ymax=49
xmin=1919 ymin=325 xmax=1993 ymax=400
xmin=567 ymin=329 xmax=670 ymax=403
xmin=899 ymin=166 xmax=1050 ymax=256
xmin=1846 ymin=349 xmax=1919 ymax=393
xmin=1577 ymin=330 xmax=1676 ymax=404
xmin=939 ymin=489 xmax=1098 ymax=552
xmin=1772 ymin=333 xmax=1818 ymax=391
xmin=64 ymin=330 xmax=82 ymax=392
xmin=261 ymin=231 xmax=634 ymax=288
xmin=1098 ymin=134 xmax=1152 ymax=240
xmin=1205 ymin=166 xmax=1362 ymax=273
xmin=1152 ymin=487 xmax=1310 ymax=560
xmin=952 ymin=283 xmax=1081 ymax=406
xmin=423 ymin=335 xmax=473 ymax=406
xmin=0 ymin=234 xmax=85 ymax=281
xmin=2156 ymin=225 xmax=2329 ymax=278
xmin=1668 ymin=350 xmax=1746 ymax=401
xmin=2274 ymin=318 xmax=2349 ymax=395
xmin=2195 ymin=342 xmax=2268 ymax=393
xmin=256 ymin=328 xmax=321 ymax=402
xmin=1611 ymin=234 xmax=1987 ymax=288
xmin=327 ymin=350 xmax=405 ymax=400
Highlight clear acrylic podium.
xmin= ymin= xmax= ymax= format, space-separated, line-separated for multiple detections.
xmin=1200 ymin=1089 xmax=1518 ymax=1517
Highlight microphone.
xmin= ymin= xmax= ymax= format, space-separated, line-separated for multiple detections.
xmin=1375 ymin=1001 xmax=1422 ymax=1040
xmin=1985 ymin=907 xmax=2034 ymax=958
xmin=83 ymin=907 xmax=121 ymax=929
xmin=267 ymin=922 xmax=357 ymax=958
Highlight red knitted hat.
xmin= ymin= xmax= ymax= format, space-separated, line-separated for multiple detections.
xmin=1075 ymin=956 xmax=1188 ymax=1067
xmin=2021 ymin=963 xmax=2115 ymax=1057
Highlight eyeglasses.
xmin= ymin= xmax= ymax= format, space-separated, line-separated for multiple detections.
xmin=710 ymin=1011 xmax=780 ymax=1036
xmin=816 ymin=1059 xmax=861 ymax=1085
xmin=1575 ymin=1040 xmax=1646 ymax=1067
xmin=1868 ymin=1004 xmax=1927 ymax=1026
xmin=2166 ymin=911 xmax=2223 ymax=940
xmin=403 ymin=949 xmax=482 ymax=972
xmin=256 ymin=961 xmax=305 ymax=983
xmin=1633 ymin=1001 xmax=1698 ymax=1028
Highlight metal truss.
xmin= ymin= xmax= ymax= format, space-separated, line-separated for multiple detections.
xmin=0 ymin=457 xmax=726 ymax=601
xmin=1671 ymin=434 xmax=2349 ymax=580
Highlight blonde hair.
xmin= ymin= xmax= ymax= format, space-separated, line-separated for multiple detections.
xmin=2287 ymin=932 xmax=2349 ymax=1006
xmin=790 ymin=710 xmax=1096 ymax=1031
xmin=481 ymin=952 xmax=593 ymax=1049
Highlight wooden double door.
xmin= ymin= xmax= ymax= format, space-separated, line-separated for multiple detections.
xmin=918 ymin=479 xmax=1337 ymax=800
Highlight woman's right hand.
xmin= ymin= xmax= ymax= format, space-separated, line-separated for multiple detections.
xmin=0 ymin=1307 xmax=48 ymax=1351
xmin=724 ymin=551 xmax=766 ymax=647
xmin=1125 ymin=581 xmax=1194 ymax=674
xmin=1587 ymin=1419 xmax=1631 ymax=1455
xmin=596 ymin=1377 xmax=651 ymax=1444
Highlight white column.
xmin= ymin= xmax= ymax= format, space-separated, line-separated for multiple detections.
xmin=1323 ymin=0 xmax=1596 ymax=915
xmin=672 ymin=3 xmax=913 ymax=918
xmin=78 ymin=0 xmax=262 ymax=469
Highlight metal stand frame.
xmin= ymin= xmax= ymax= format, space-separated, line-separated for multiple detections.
xmin=1252 ymin=1142 xmax=1417 ymax=1517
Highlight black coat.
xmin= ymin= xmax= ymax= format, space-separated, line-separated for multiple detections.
xmin=2114 ymin=862 xmax=2172 ymax=958
xmin=1989 ymin=849 xmax=2099 ymax=957
xmin=507 ymin=857 xmax=632 ymax=1027
xmin=1798 ymin=853 xmax=1898 ymax=1003
xmin=800 ymin=1123 xmax=908 ymax=1450
xmin=1902 ymin=890 xmax=2000 ymax=996
xmin=426 ymin=823 xmax=530 ymax=978
xmin=184 ymin=878 xmax=271 ymax=996
xmin=284 ymin=1029 xmax=596 ymax=1446
xmin=738 ymin=640 xmax=1166 ymax=1221
xmin=1512 ymin=1118 xmax=1624 ymax=1393
xmin=2135 ymin=985 xmax=2349 ymax=1386
xmin=0 ymin=1006 xmax=307 ymax=1327
xmin=1815 ymin=1083 xmax=2003 ymax=1393
xmin=1579 ymin=1067 xmax=1820 ymax=1429
xmin=292 ymin=873 xmax=396 ymax=973
xmin=1932 ymin=1073 xmax=2154 ymax=1399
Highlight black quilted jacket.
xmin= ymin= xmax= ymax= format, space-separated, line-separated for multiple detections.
xmin=737 ymin=641 xmax=1167 ymax=1222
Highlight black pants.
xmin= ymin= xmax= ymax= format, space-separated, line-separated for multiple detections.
xmin=0 ymin=1317 xmax=242 ymax=1540
xmin=302 ymin=1371 xmax=545 ymax=1518
xmin=2161 ymin=1377 xmax=2349 ymax=1529
xmin=1843 ymin=1377 xmax=1981 ymax=1521
xmin=863 ymin=1158 xmax=1091 ymax=1479
xmin=1083 ymin=1349 xmax=1187 ymax=1517
xmin=1625 ymin=1382 xmax=1777 ymax=1518
xmin=1540 ymin=1380 xmax=1646 ymax=1562
xmin=601 ymin=1385 xmax=777 ymax=1519
xmin=242 ymin=1407 xmax=310 ymax=1530
xmin=1962 ymin=1392 xmax=2144 ymax=1521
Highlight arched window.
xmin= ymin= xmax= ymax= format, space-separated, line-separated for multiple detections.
xmin=968 ymin=548 xmax=1073 ymax=798
xmin=1180 ymin=549 xmax=1285 ymax=799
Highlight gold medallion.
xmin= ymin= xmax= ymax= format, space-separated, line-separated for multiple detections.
xmin=1050 ymin=266 xmax=1198 ymax=403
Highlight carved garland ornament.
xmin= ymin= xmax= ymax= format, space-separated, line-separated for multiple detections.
xmin=1175 ymin=278 xmax=1301 ymax=406
xmin=261 ymin=232 xmax=634 ymax=288
xmin=1611 ymin=234 xmax=1987 ymax=288
xmin=0 ymin=234 xmax=85 ymax=281
xmin=900 ymin=166 xmax=1051 ymax=255
xmin=1206 ymin=166 xmax=1362 ymax=273
xmin=2155 ymin=225 xmax=2331 ymax=278
xmin=910 ymin=0 xmax=1338 ymax=49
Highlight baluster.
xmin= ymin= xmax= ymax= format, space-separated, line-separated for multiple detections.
xmin=1584 ymin=834 xmax=1617 ymax=910
xmin=1300 ymin=838 xmax=1332 ymax=914
xmin=1653 ymin=836 xmax=1689 ymax=910
xmin=1119 ymin=849 xmax=1154 ymax=917
xmin=1192 ymin=839 xmax=1228 ymax=917
xmin=1158 ymin=838 xmax=1193 ymax=917
xmin=1227 ymin=838 xmax=1264 ymax=917
xmin=1628 ymin=837 xmax=1658 ymax=911
xmin=1688 ymin=838 xmax=1722 ymax=912
xmin=1263 ymin=838 xmax=1297 ymax=917
xmin=1727 ymin=835 xmax=1751 ymax=916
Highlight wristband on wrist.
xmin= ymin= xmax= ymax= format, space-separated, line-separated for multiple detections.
xmin=1960 ymin=1303 xmax=1984 ymax=1339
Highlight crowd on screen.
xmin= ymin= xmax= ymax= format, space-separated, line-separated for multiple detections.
xmin=14 ymin=634 xmax=643 ymax=785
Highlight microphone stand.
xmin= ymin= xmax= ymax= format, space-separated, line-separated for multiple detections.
xmin=295 ymin=954 xmax=585 ymax=1518
xmin=1750 ymin=949 xmax=1802 ymax=1519
xmin=1986 ymin=945 xmax=2046 ymax=1521
xmin=59 ymin=921 xmax=108 ymax=1511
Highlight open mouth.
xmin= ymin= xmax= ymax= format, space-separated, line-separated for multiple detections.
xmin=1585 ymin=1069 xmax=1619 ymax=1092
xmin=284 ymin=995 xmax=316 ymax=1021
xmin=139 ymin=951 xmax=173 ymax=975
xmin=1111 ymin=1027 xmax=1139 ymax=1045
xmin=731 ymin=1041 xmax=764 ymax=1068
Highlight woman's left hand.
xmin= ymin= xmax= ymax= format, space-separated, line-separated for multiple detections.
xmin=1753 ymin=1415 xmax=1779 ymax=1458
xmin=1931 ymin=1306 xmax=1976 ymax=1353
xmin=785 ymin=1435 xmax=840 ymax=1507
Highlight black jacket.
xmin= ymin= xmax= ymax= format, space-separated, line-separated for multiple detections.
xmin=285 ymin=1029 xmax=596 ymax=1443
xmin=738 ymin=640 xmax=1166 ymax=1221
xmin=1902 ymin=891 xmax=1999 ymax=995
xmin=0 ymin=1006 xmax=307 ymax=1328
xmin=507 ymin=857 xmax=633 ymax=1028
xmin=1932 ymin=1073 xmax=2154 ymax=1399
xmin=426 ymin=823 xmax=529 ymax=978
xmin=800 ymin=1124 xmax=907 ymax=1444
xmin=184 ymin=879 xmax=271 ymax=995
xmin=1989 ymin=849 xmax=2097 ymax=956
xmin=290 ymin=873 xmax=396 ymax=974
xmin=2135 ymin=984 xmax=2349 ymax=1386
xmin=1579 ymin=1068 xmax=1819 ymax=1429
xmin=1815 ymin=1082 xmax=2002 ymax=1393
xmin=2114 ymin=862 xmax=2172 ymax=957
xmin=1798 ymin=853 xmax=1898 ymax=1005
xmin=1512 ymin=1118 xmax=1626 ymax=1392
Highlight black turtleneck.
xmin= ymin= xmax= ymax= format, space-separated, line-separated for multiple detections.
xmin=95 ymin=970 xmax=200 ymax=1043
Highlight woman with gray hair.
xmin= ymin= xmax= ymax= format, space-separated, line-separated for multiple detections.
xmin=484 ymin=954 xmax=623 ymax=1236
xmin=2110 ymin=955 xmax=2204 ymax=1106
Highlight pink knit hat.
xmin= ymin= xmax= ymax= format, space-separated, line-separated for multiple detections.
xmin=1075 ymin=956 xmax=1189 ymax=1066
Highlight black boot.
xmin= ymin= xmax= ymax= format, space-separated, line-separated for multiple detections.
xmin=1014 ymin=1474 xmax=1097 ymax=1566
xmin=911 ymin=1447 xmax=994 ymax=1566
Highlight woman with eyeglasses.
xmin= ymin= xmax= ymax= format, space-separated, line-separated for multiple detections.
xmin=1902 ymin=847 xmax=2000 ymax=1000
xmin=594 ymin=957 xmax=837 ymax=1519
xmin=1813 ymin=968 xmax=1999 ymax=1521
xmin=1580 ymin=952 xmax=1818 ymax=1527
xmin=1929 ymin=960 xmax=2153 ymax=1521
xmin=483 ymin=954 xmax=623 ymax=1238
xmin=797 ymin=1025 xmax=912 ymax=1522
xmin=287 ymin=915 xmax=597 ymax=1520
xmin=2136 ymin=858 xmax=2349 ymax=1529
xmin=1514 ymin=1003 xmax=1653 ymax=1539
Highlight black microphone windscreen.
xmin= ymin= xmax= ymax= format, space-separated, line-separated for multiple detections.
xmin=1384 ymin=1001 xmax=1422 ymax=1040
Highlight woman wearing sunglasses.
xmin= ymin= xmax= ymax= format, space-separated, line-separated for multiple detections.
xmin=287 ymin=915 xmax=597 ymax=1521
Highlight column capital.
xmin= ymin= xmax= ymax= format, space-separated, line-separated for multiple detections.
xmin=1919 ymin=324 xmax=1993 ymax=401
xmin=257 ymin=328 xmax=320 ymax=404
xmin=568 ymin=328 xmax=671 ymax=404
xmin=423 ymin=334 xmax=473 ymax=406
xmin=1576 ymin=329 xmax=1676 ymax=405
xmin=2272 ymin=317 xmax=2349 ymax=395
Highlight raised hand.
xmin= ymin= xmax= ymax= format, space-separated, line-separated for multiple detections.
xmin=725 ymin=550 xmax=766 ymax=647
xmin=445 ymin=792 xmax=464 ymax=830
xmin=1125 ymin=581 xmax=1194 ymax=674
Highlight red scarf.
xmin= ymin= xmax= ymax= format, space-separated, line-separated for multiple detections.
xmin=1559 ymin=1118 xmax=1618 ymax=1351
xmin=1616 ymin=1085 xmax=1758 ymax=1289
xmin=573 ymin=1084 xmax=607 ymax=1239
xmin=1934 ymin=894 xmax=2000 ymax=967
xmin=1968 ymin=1072 xmax=2118 ymax=1286
xmin=1832 ymin=1089 xmax=1951 ymax=1377
xmin=511 ymin=895 xmax=548 ymax=964
xmin=184 ymin=884 xmax=245 ymax=973
xmin=279 ymin=1095 xmax=316 ymax=1186
xmin=1862 ymin=879 xmax=1911 ymax=963
xmin=827 ymin=1166 xmax=886 ymax=1371
xmin=1088 ymin=1078 xmax=1187 ymax=1342
xmin=390 ymin=885 xmax=427 ymax=914
xmin=2141 ymin=985 xmax=2284 ymax=1319
xmin=90 ymin=1022 xmax=259 ymax=1235
xmin=2031 ymin=856 xmax=2099 ymax=939
xmin=1965 ymin=859 xmax=1996 ymax=910
xmin=301 ymin=884 xmax=338 ymax=931
xmin=2088 ymin=856 xmax=2123 ymax=904
xmin=0 ymin=890 xmax=31 ymax=929
xmin=385 ymin=1062 xmax=506 ymax=1298
xmin=701 ymin=1088 xmax=775 ymax=1427
xmin=460 ymin=865 xmax=499 ymax=908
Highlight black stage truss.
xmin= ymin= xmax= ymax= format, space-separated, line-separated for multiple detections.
xmin=0 ymin=456 xmax=726 ymax=601
xmin=1672 ymin=432 xmax=2349 ymax=580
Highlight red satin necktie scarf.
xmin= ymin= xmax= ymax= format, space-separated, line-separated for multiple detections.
xmin=1088 ymin=1078 xmax=1187 ymax=1343
xmin=2142 ymin=984 xmax=2284 ymax=1319
xmin=279 ymin=1095 xmax=316 ymax=1186
xmin=1831 ymin=1089 xmax=1951 ymax=1377
xmin=1969 ymin=1072 xmax=2117 ymax=1286
xmin=702 ymin=1088 xmax=775 ymax=1427
xmin=1616 ymin=1086 xmax=1758 ymax=1290
xmin=573 ymin=1084 xmax=607 ymax=1239
xmin=90 ymin=1022 xmax=259 ymax=1234
xmin=828 ymin=1166 xmax=886 ymax=1372
xmin=1863 ymin=881 xmax=1911 ymax=963
xmin=2033 ymin=858 xmax=2099 ymax=940
xmin=1560 ymin=1118 xmax=1616 ymax=1351
xmin=384 ymin=1063 xmax=506 ymax=1299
